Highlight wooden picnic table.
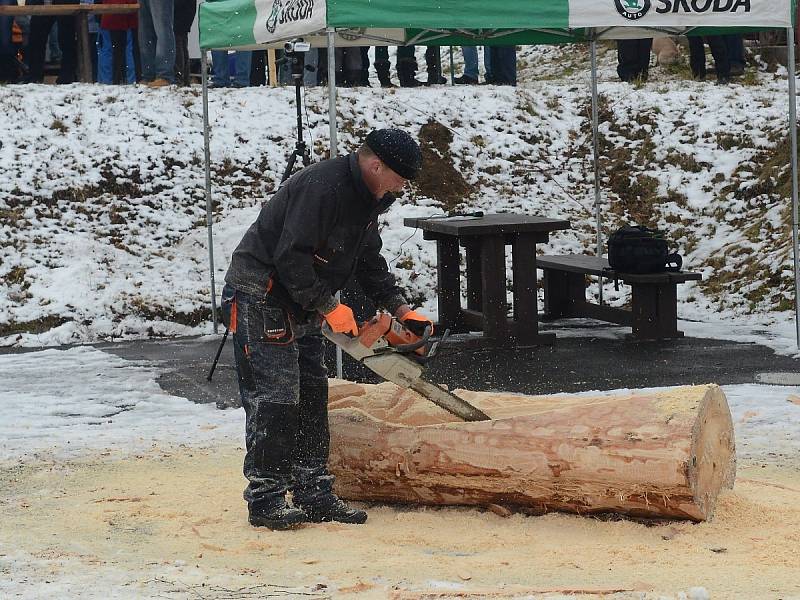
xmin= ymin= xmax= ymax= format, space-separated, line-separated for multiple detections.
xmin=404 ymin=213 xmax=570 ymax=347
xmin=0 ymin=3 xmax=139 ymax=83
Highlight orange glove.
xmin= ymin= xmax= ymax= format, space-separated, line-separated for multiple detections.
xmin=323 ymin=303 xmax=359 ymax=336
xmin=399 ymin=310 xmax=434 ymax=337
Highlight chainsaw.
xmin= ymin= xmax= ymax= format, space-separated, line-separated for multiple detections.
xmin=322 ymin=313 xmax=490 ymax=422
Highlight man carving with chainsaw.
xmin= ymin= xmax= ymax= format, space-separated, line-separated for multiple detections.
xmin=221 ymin=129 xmax=433 ymax=530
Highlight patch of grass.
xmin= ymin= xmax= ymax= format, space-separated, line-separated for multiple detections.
xmin=0 ymin=315 xmax=72 ymax=337
xmin=50 ymin=119 xmax=68 ymax=133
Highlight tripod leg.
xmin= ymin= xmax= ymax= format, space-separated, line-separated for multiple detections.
xmin=207 ymin=326 xmax=230 ymax=382
xmin=281 ymin=151 xmax=298 ymax=183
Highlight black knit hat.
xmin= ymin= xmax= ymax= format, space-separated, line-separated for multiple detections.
xmin=365 ymin=129 xmax=423 ymax=180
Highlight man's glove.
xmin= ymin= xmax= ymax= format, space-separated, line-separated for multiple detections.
xmin=399 ymin=310 xmax=434 ymax=337
xmin=322 ymin=303 xmax=359 ymax=336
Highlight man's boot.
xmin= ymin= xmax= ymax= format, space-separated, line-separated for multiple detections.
xmin=292 ymin=464 xmax=368 ymax=524
xmin=291 ymin=379 xmax=367 ymax=525
xmin=377 ymin=70 xmax=395 ymax=88
xmin=243 ymin=401 xmax=306 ymax=530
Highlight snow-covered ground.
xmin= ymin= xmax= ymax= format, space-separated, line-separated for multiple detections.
xmin=2 ymin=44 xmax=800 ymax=356
xmin=1 ymin=345 xmax=798 ymax=468
xmin=3 ymin=42 xmax=800 ymax=597
xmin=0 ymin=345 xmax=798 ymax=599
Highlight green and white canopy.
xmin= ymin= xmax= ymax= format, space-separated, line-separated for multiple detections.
xmin=199 ymin=0 xmax=794 ymax=50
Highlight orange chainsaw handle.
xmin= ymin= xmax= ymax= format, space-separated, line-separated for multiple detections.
xmin=391 ymin=324 xmax=432 ymax=353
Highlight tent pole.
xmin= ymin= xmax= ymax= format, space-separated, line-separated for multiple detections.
xmin=201 ymin=49 xmax=218 ymax=334
xmin=788 ymin=27 xmax=800 ymax=348
xmin=327 ymin=27 xmax=343 ymax=378
xmin=590 ymin=36 xmax=603 ymax=304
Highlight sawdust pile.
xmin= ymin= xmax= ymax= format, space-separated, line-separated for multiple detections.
xmin=2 ymin=447 xmax=800 ymax=599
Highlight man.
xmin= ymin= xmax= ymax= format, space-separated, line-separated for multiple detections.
xmin=138 ymin=0 xmax=175 ymax=86
xmin=222 ymin=129 xmax=433 ymax=530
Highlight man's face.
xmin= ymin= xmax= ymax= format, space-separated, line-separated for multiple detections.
xmin=376 ymin=161 xmax=408 ymax=196
xmin=362 ymin=155 xmax=408 ymax=199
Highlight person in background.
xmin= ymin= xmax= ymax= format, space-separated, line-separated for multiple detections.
xmin=616 ymin=38 xmax=652 ymax=83
xmin=688 ymin=35 xmax=730 ymax=84
xmin=724 ymin=34 xmax=746 ymax=77
xmin=24 ymin=0 xmax=78 ymax=84
xmin=373 ymin=46 xmax=395 ymax=87
xmin=396 ymin=46 xmax=445 ymax=87
xmin=173 ymin=0 xmax=196 ymax=86
xmin=138 ymin=0 xmax=175 ymax=87
xmin=210 ymin=49 xmax=252 ymax=87
xmin=98 ymin=0 xmax=138 ymax=84
xmin=455 ymin=46 xmax=480 ymax=84
xmin=0 ymin=0 xmax=18 ymax=83
xmin=221 ymin=129 xmax=432 ymax=531
xmin=488 ymin=46 xmax=516 ymax=86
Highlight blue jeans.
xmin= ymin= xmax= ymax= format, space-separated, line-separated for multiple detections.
xmin=211 ymin=50 xmax=252 ymax=87
xmin=138 ymin=0 xmax=175 ymax=82
xmin=223 ymin=285 xmax=332 ymax=510
xmin=462 ymin=46 xmax=478 ymax=80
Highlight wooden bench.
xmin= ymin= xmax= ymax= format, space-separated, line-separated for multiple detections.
xmin=538 ymin=254 xmax=702 ymax=340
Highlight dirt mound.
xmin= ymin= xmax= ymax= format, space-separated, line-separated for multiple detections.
xmin=414 ymin=121 xmax=474 ymax=211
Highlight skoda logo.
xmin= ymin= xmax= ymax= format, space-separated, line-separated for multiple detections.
xmin=614 ymin=0 xmax=651 ymax=20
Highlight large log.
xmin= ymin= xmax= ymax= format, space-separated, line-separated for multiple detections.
xmin=327 ymin=382 xmax=736 ymax=521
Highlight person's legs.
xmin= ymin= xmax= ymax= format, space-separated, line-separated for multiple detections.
xmin=147 ymin=0 xmax=175 ymax=82
xmin=724 ymin=34 xmax=745 ymax=75
xmin=483 ymin=45 xmax=493 ymax=83
xmin=634 ymin=38 xmax=653 ymax=81
xmin=290 ymin=330 xmax=367 ymax=524
xmin=210 ymin=49 xmax=230 ymax=86
xmin=233 ymin=50 xmax=252 ymax=87
xmin=227 ymin=288 xmax=306 ymax=530
xmin=374 ymin=45 xmax=393 ymax=87
xmin=109 ymin=30 xmax=125 ymax=84
xmin=397 ymin=45 xmax=421 ymax=87
xmin=138 ymin=0 xmax=156 ymax=81
xmin=458 ymin=46 xmax=478 ymax=83
xmin=24 ymin=16 xmax=53 ymax=82
xmin=688 ymin=36 xmax=706 ymax=79
xmin=706 ymin=35 xmax=730 ymax=82
xmin=359 ymin=45 xmax=370 ymax=86
xmin=55 ymin=13 xmax=76 ymax=83
xmin=174 ymin=31 xmax=189 ymax=85
xmin=489 ymin=46 xmax=516 ymax=85
xmin=425 ymin=46 xmax=445 ymax=84
xmin=96 ymin=28 xmax=113 ymax=84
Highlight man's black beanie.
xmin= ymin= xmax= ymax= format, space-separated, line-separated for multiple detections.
xmin=365 ymin=129 xmax=423 ymax=180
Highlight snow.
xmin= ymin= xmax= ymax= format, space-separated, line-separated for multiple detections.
xmin=2 ymin=45 xmax=800 ymax=356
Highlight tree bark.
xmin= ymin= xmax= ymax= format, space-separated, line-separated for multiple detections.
xmin=327 ymin=382 xmax=736 ymax=521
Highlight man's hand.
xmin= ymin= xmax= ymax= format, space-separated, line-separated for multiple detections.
xmin=322 ymin=303 xmax=359 ymax=336
xmin=396 ymin=305 xmax=434 ymax=337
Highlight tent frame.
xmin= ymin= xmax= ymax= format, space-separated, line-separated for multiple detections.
xmin=200 ymin=29 xmax=800 ymax=348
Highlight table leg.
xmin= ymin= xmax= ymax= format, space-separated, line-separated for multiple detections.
xmin=511 ymin=235 xmax=539 ymax=339
xmin=436 ymin=237 xmax=463 ymax=332
xmin=75 ymin=14 xmax=91 ymax=83
xmin=464 ymin=240 xmax=482 ymax=311
xmin=480 ymin=234 xmax=508 ymax=339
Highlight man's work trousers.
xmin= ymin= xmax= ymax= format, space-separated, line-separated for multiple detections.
xmin=224 ymin=285 xmax=332 ymax=512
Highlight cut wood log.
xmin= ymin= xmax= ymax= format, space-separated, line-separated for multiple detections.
xmin=327 ymin=382 xmax=736 ymax=521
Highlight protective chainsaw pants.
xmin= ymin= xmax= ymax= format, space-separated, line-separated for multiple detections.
xmin=225 ymin=285 xmax=332 ymax=512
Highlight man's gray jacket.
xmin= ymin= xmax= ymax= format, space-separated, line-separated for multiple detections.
xmin=224 ymin=153 xmax=407 ymax=321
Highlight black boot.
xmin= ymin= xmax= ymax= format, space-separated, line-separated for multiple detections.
xmin=301 ymin=495 xmax=367 ymax=524
xmin=377 ymin=71 xmax=396 ymax=88
xmin=249 ymin=502 xmax=306 ymax=530
xmin=291 ymin=379 xmax=367 ymax=524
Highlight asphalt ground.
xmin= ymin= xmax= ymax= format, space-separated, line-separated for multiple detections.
xmin=39 ymin=320 xmax=797 ymax=407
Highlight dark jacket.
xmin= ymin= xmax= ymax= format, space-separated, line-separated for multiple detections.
xmin=224 ymin=153 xmax=406 ymax=322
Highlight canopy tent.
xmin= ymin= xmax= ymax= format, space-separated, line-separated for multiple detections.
xmin=196 ymin=0 xmax=800 ymax=352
